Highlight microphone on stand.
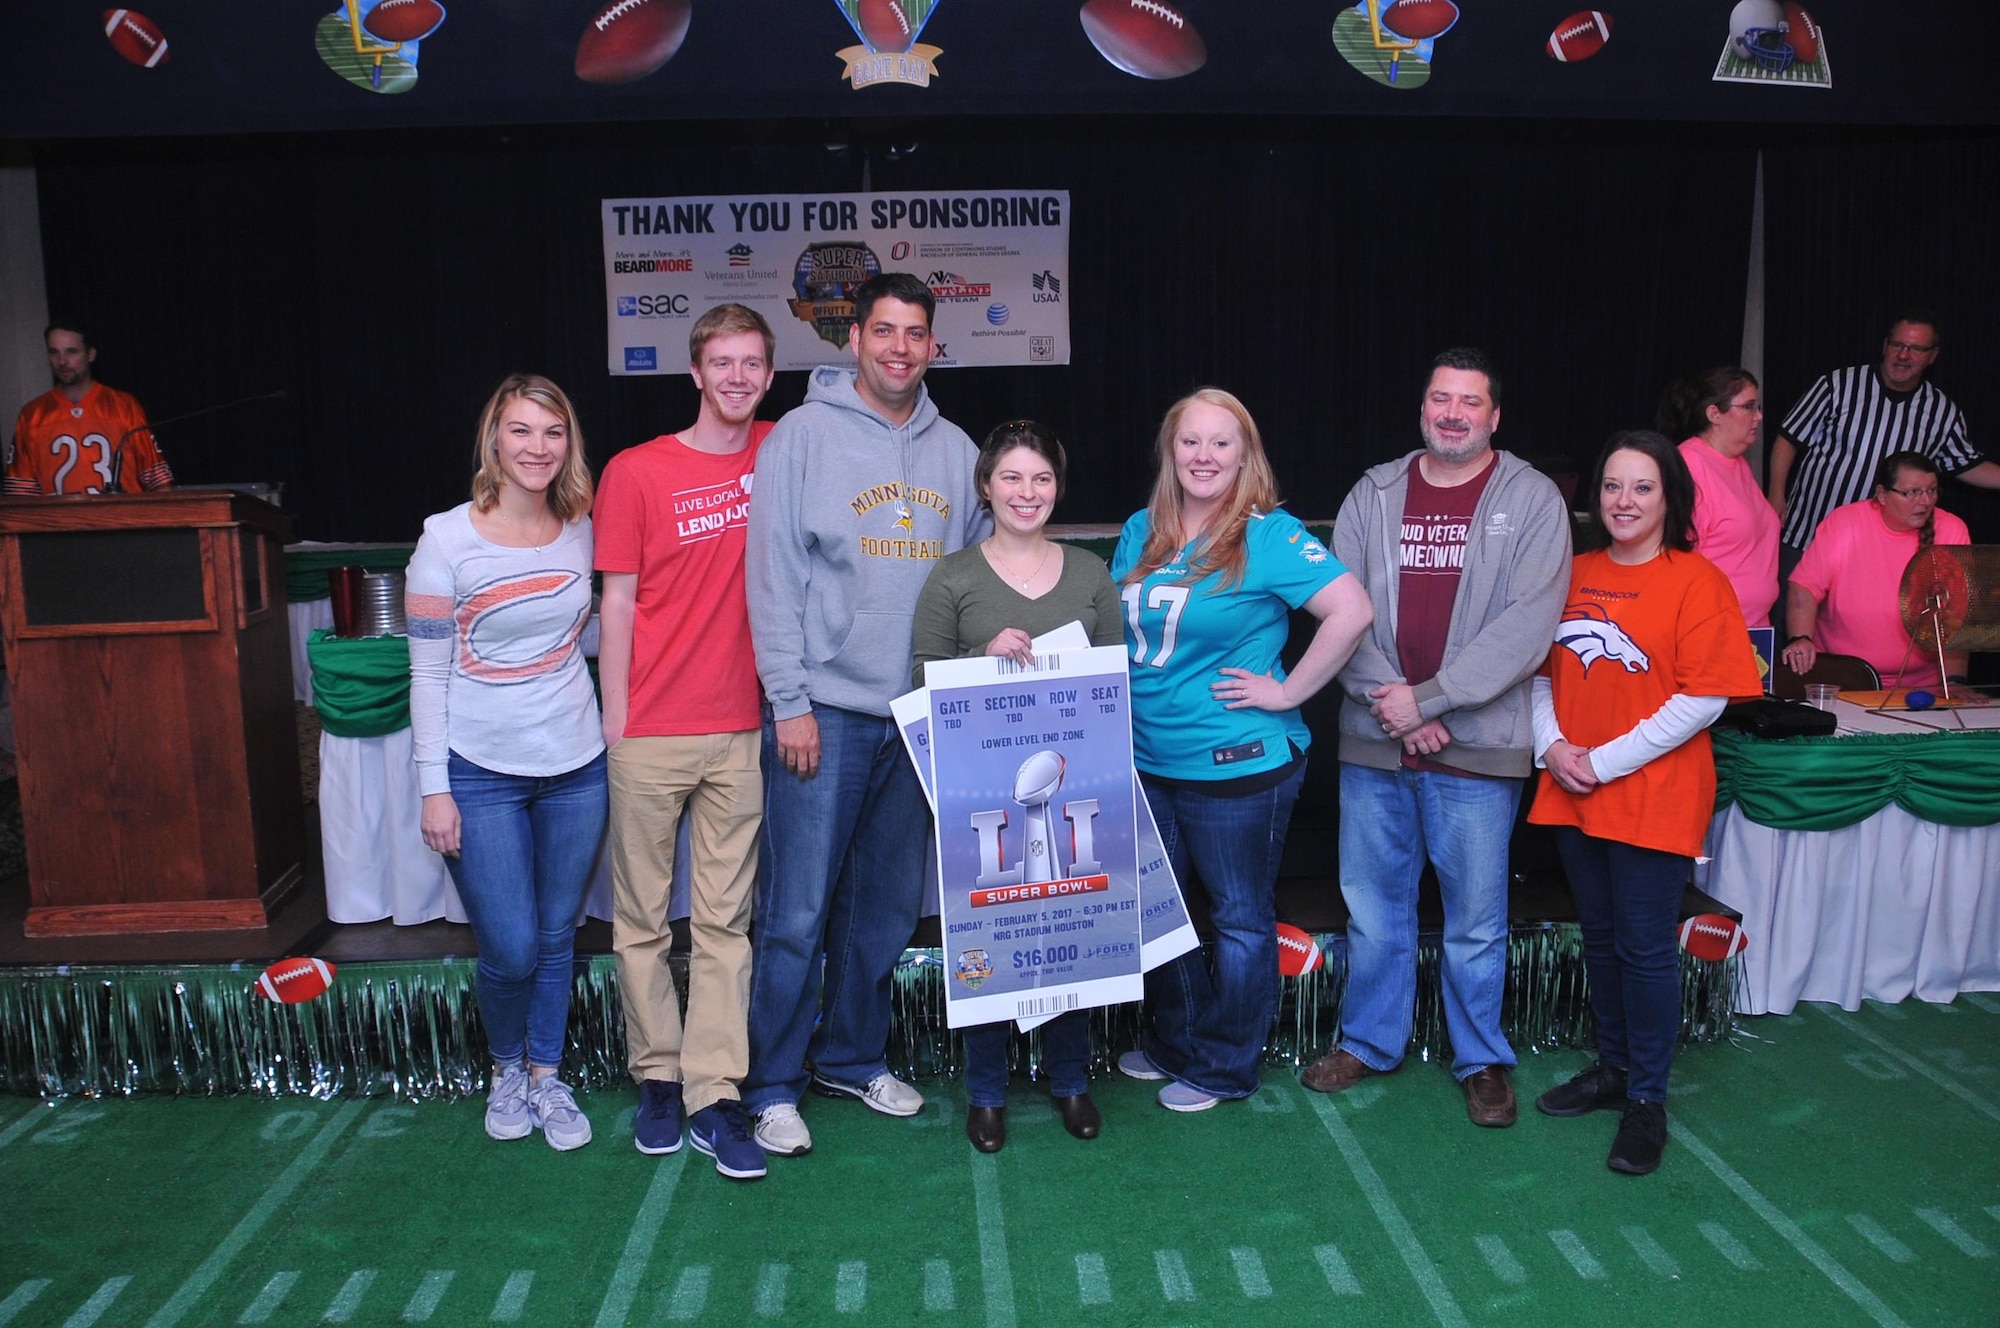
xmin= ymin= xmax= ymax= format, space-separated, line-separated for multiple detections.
xmin=108 ymin=388 xmax=289 ymax=493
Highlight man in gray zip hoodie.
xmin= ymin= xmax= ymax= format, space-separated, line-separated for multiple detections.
xmin=1301 ymin=348 xmax=1570 ymax=1129
xmin=742 ymin=273 xmax=988 ymax=1157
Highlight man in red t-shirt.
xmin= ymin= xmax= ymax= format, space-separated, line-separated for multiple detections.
xmin=595 ymin=303 xmax=776 ymax=1179
xmin=7 ymin=321 xmax=173 ymax=496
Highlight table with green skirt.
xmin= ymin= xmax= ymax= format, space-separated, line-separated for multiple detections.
xmin=1693 ymin=702 xmax=2000 ymax=1015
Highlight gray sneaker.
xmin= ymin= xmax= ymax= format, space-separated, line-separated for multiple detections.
xmin=753 ymin=1103 xmax=813 ymax=1156
xmin=811 ymin=1071 xmax=925 ymax=1117
xmin=485 ymin=1063 xmax=531 ymax=1141
xmin=529 ymin=1074 xmax=593 ymax=1151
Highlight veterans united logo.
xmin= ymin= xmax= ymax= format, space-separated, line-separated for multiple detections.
xmin=788 ymin=242 xmax=885 ymax=350
xmin=833 ymin=0 xmax=944 ymax=89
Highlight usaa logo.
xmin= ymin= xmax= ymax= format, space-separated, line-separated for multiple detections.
xmin=1031 ymin=270 xmax=1063 ymax=303
xmin=617 ymin=293 xmax=693 ymax=318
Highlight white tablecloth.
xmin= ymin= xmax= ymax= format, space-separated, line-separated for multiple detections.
xmin=1696 ymin=699 xmax=2000 ymax=1015
xmin=319 ymin=727 xmax=621 ymax=926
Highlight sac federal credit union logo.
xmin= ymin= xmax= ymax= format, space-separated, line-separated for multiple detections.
xmin=788 ymin=241 xmax=884 ymax=350
xmin=832 ymin=0 xmax=944 ymax=89
xmin=617 ymin=292 xmax=692 ymax=318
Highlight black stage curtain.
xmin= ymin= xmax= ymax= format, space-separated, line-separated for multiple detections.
xmin=36 ymin=116 xmax=1758 ymax=542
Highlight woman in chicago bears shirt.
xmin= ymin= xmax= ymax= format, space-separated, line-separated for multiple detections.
xmin=1111 ymin=388 xmax=1372 ymax=1112
xmin=1529 ymin=430 xmax=1760 ymax=1176
xmin=408 ymin=374 xmax=607 ymax=1151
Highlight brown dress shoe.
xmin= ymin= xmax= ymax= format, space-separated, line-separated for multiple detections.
xmin=1300 ymin=1048 xmax=1392 ymax=1094
xmin=1463 ymin=1065 xmax=1517 ymax=1127
xmin=965 ymin=1105 xmax=1006 ymax=1153
xmin=1053 ymin=1093 xmax=1101 ymax=1140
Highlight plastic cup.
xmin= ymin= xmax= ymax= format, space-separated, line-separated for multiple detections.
xmin=1804 ymin=683 xmax=1839 ymax=711
xmin=327 ymin=565 xmax=363 ymax=637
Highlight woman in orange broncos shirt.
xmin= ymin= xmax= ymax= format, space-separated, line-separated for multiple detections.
xmin=1528 ymin=430 xmax=1761 ymax=1177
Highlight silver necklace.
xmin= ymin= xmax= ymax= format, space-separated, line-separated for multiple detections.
xmin=991 ymin=540 xmax=1053 ymax=590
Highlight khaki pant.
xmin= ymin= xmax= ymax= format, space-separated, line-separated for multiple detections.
xmin=608 ymin=731 xmax=760 ymax=1114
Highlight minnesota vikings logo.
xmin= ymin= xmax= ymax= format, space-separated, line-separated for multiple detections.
xmin=1556 ymin=602 xmax=1651 ymax=674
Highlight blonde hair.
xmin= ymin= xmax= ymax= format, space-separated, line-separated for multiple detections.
xmin=470 ymin=374 xmax=593 ymax=523
xmin=1122 ymin=387 xmax=1279 ymax=591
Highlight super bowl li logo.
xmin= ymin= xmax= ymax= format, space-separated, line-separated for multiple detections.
xmin=833 ymin=0 xmax=944 ymax=88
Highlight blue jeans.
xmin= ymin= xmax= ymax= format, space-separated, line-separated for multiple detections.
xmin=744 ymin=706 xmax=930 ymax=1110
xmin=963 ymin=1012 xmax=1091 ymax=1109
xmin=1138 ymin=763 xmax=1305 ymax=1099
xmin=1336 ymin=763 xmax=1520 ymax=1080
xmin=444 ymin=750 xmax=607 ymax=1069
xmin=1554 ymin=827 xmax=1688 ymax=1103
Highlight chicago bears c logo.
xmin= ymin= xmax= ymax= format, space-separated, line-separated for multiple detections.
xmin=1556 ymin=602 xmax=1650 ymax=674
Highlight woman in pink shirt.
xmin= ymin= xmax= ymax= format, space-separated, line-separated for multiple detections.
xmin=1783 ymin=452 xmax=1971 ymax=689
xmin=1661 ymin=367 xmax=1780 ymax=627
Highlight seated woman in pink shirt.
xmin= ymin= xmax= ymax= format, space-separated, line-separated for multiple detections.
xmin=1782 ymin=452 xmax=1970 ymax=689
xmin=1661 ymin=367 xmax=1780 ymax=627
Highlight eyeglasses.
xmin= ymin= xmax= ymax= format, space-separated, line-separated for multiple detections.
xmin=1885 ymin=340 xmax=1937 ymax=355
xmin=1723 ymin=399 xmax=1762 ymax=413
xmin=1884 ymin=486 xmax=1939 ymax=500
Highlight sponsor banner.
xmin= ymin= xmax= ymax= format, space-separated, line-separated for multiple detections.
xmin=924 ymin=646 xmax=1143 ymax=1029
xmin=601 ymin=191 xmax=1070 ymax=374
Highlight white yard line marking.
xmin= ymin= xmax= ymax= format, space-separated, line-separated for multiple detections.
xmin=60 ymin=1275 xmax=131 ymax=1328
xmin=322 ymin=1269 xmax=377 ymax=1323
xmin=402 ymin=1270 xmax=453 ymax=1321
xmin=1698 ymin=1222 xmax=1763 ymax=1271
xmin=1074 ymin=1254 xmax=1112 ymax=1307
xmin=1154 ymin=1250 xmax=1194 ymax=1303
xmin=667 ymin=1266 xmax=710 ymax=1321
xmin=1813 ymin=1006 xmax=2000 ymax=1124
xmin=1914 ymin=1209 xmax=1992 ymax=1258
xmin=1933 ymin=1003 xmax=1961 ymax=1016
xmin=753 ymin=1264 xmax=788 ymax=1319
xmin=490 ymin=1271 xmax=533 ymax=1323
xmin=922 ymin=1260 xmax=955 ymax=1312
xmin=968 ymin=1152 xmax=1018 ymax=1328
xmin=1987 ymin=1205 xmax=2000 ymax=1226
xmin=1474 ymin=1234 xmax=1526 ymax=1286
xmin=0 ymin=1102 xmax=56 ymax=1151
xmin=1677 ymin=1122 xmax=1910 ymax=1328
xmin=591 ymin=1152 xmax=685 ymax=1328
xmin=238 ymin=1271 xmax=299 ymax=1324
xmin=0 ymin=1282 xmax=50 ymax=1327
xmin=1312 ymin=1244 xmax=1362 ymax=1297
xmin=1621 ymin=1226 xmax=1679 ymax=1278
xmin=1303 ymin=1090 xmax=1462 ymax=1324
xmin=834 ymin=1262 xmax=867 ymax=1315
xmin=1549 ymin=1230 xmax=1605 ymax=1280
xmin=1863 ymin=1002 xmax=1909 ymax=1021
xmin=1229 ymin=1247 xmax=1271 ymax=1299
xmin=1962 ymin=994 xmax=2000 ymax=1015
xmin=1846 ymin=1215 xmax=1915 ymax=1264
xmin=145 ymin=1100 xmax=366 ymax=1328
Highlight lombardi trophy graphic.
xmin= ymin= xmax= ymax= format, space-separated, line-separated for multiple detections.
xmin=1012 ymin=748 xmax=1066 ymax=883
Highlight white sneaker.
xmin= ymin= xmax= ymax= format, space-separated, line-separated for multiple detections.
xmin=528 ymin=1074 xmax=593 ymax=1151
xmin=754 ymin=1103 xmax=814 ymax=1156
xmin=485 ymin=1063 xmax=532 ymax=1141
xmin=1117 ymin=1050 xmax=1167 ymax=1082
xmin=814 ymin=1071 xmax=925 ymax=1117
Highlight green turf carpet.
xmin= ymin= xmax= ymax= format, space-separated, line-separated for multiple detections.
xmin=3 ymin=996 xmax=1997 ymax=1327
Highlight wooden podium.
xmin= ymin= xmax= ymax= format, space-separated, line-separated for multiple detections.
xmin=0 ymin=491 xmax=304 ymax=935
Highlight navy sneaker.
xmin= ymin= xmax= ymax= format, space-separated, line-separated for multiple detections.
xmin=634 ymin=1079 xmax=684 ymax=1156
xmin=688 ymin=1100 xmax=767 ymax=1181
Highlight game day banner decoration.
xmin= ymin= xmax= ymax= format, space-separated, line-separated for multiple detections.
xmin=921 ymin=646 xmax=1148 ymax=1029
xmin=601 ymin=191 xmax=1070 ymax=376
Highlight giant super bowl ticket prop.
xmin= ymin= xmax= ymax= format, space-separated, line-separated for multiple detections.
xmin=602 ymin=190 xmax=1070 ymax=375
xmin=924 ymin=646 xmax=1144 ymax=1029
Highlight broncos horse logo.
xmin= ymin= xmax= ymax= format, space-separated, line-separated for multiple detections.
xmin=1556 ymin=602 xmax=1650 ymax=674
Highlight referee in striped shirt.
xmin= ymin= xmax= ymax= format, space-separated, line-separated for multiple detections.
xmin=1766 ymin=311 xmax=2000 ymax=579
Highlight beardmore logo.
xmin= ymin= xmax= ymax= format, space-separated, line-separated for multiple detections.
xmin=833 ymin=0 xmax=944 ymax=89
